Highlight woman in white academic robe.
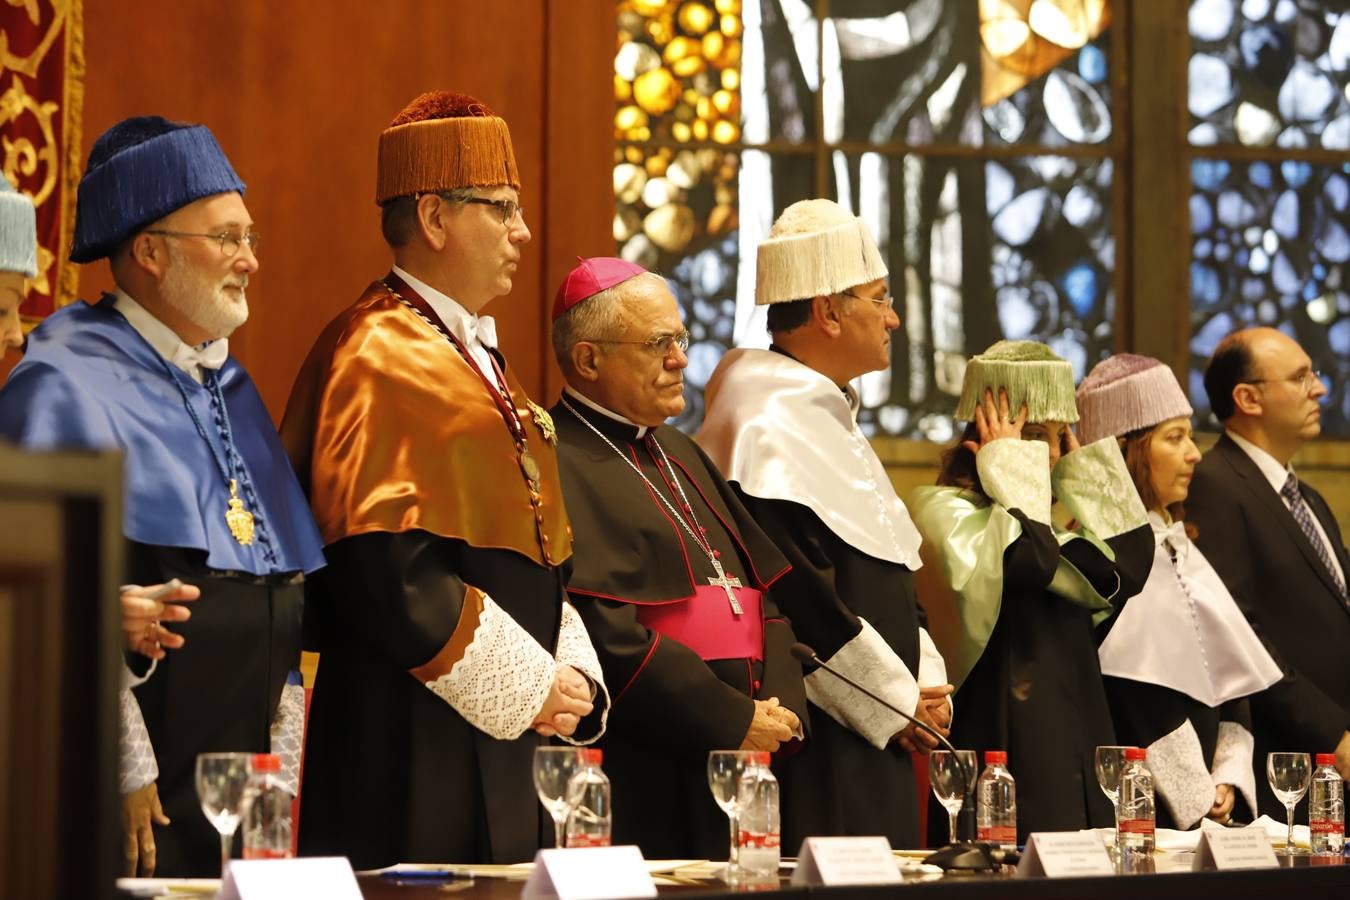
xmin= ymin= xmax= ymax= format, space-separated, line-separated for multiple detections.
xmin=1079 ymin=354 xmax=1282 ymax=829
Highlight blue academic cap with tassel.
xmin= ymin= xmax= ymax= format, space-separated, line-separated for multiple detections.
xmin=70 ymin=116 xmax=245 ymax=263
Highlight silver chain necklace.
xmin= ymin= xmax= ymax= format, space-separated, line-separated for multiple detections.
xmin=560 ymin=396 xmax=744 ymax=614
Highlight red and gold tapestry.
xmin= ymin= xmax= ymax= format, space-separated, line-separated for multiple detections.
xmin=0 ymin=0 xmax=83 ymax=323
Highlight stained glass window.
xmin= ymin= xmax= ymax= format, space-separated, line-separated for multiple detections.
xmin=616 ymin=0 xmax=1119 ymax=436
xmin=1189 ymin=158 xmax=1350 ymax=431
xmin=1188 ymin=0 xmax=1350 ymax=149
xmin=1187 ymin=0 xmax=1349 ymax=436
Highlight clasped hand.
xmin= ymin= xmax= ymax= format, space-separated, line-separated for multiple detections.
xmin=740 ymin=697 xmax=800 ymax=752
xmin=894 ymin=684 xmax=954 ymax=754
xmin=533 ymin=665 xmax=594 ymax=737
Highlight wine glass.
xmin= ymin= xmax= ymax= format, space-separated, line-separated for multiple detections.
xmin=195 ymin=752 xmax=253 ymax=876
xmin=708 ymin=750 xmax=755 ymax=873
xmin=1095 ymin=746 xmax=1130 ymax=854
xmin=928 ymin=750 xmax=976 ymax=844
xmin=533 ymin=746 xmax=583 ymax=849
xmin=1266 ymin=752 xmax=1311 ymax=855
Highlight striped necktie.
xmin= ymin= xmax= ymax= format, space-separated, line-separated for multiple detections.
xmin=1281 ymin=473 xmax=1348 ymax=602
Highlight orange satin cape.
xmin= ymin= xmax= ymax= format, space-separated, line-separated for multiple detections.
xmin=281 ymin=280 xmax=572 ymax=568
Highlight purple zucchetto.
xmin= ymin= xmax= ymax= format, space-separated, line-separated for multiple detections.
xmin=1076 ymin=353 xmax=1194 ymax=444
xmin=70 ymin=116 xmax=246 ymax=263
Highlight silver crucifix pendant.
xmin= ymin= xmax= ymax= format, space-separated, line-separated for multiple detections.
xmin=707 ymin=557 xmax=743 ymax=615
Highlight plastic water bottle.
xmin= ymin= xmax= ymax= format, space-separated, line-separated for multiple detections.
xmin=976 ymin=750 xmax=1017 ymax=849
xmin=736 ymin=751 xmax=781 ymax=876
xmin=1310 ymin=753 xmax=1345 ymax=856
xmin=564 ymin=748 xmax=612 ymax=848
xmin=1117 ymin=747 xmax=1155 ymax=856
xmin=241 ymin=753 xmax=294 ymax=859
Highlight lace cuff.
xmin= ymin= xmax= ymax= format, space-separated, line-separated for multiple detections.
xmin=1147 ymin=718 xmax=1214 ymax=829
xmin=976 ymin=439 xmax=1052 ymax=525
xmin=414 ymin=593 xmax=556 ymax=740
xmin=119 ymin=684 xmax=158 ymax=794
xmin=554 ymin=601 xmax=609 ymax=745
xmin=1211 ymin=720 xmax=1258 ymax=819
xmin=1052 ymin=437 xmax=1147 ymax=539
xmin=805 ymin=617 xmax=919 ymax=751
xmin=269 ymin=676 xmax=306 ymax=795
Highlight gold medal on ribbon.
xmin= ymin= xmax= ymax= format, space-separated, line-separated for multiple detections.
xmin=519 ymin=448 xmax=542 ymax=493
xmin=527 ymin=399 xmax=557 ymax=445
xmin=225 ymin=478 xmax=256 ymax=546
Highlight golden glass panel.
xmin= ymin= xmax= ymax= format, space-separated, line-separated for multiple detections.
xmin=677 ymin=1 xmax=715 ymax=35
xmin=980 ymin=0 xmax=1111 ymax=107
xmin=642 ymin=203 xmax=696 ymax=252
xmin=634 ymin=67 xmax=681 ymax=114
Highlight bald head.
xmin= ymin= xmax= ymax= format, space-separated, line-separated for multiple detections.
xmin=1205 ymin=326 xmax=1325 ymax=463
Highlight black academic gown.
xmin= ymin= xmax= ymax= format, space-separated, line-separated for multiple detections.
xmin=552 ymin=398 xmax=806 ymax=860
xmin=940 ymin=511 xmax=1154 ymax=843
xmin=1101 ymin=678 xmax=1252 ymax=828
xmin=736 ymin=496 xmax=926 ymax=851
xmin=297 ymin=534 xmax=593 ymax=867
xmin=125 ymin=543 xmax=303 ymax=876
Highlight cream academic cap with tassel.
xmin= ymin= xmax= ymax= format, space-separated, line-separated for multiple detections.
xmin=755 ymin=199 xmax=888 ymax=305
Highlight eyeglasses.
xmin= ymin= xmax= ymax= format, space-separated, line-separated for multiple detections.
xmin=460 ymin=196 xmax=524 ymax=227
xmin=587 ymin=330 xmax=691 ymax=357
xmin=144 ymin=228 xmax=260 ymax=258
xmin=1247 ymin=369 xmax=1325 ymax=395
xmin=839 ymin=289 xmax=894 ymax=310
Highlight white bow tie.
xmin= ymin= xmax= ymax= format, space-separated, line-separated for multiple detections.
xmin=1156 ymin=518 xmax=1190 ymax=561
xmin=171 ymin=338 xmax=229 ymax=375
xmin=466 ymin=315 xmax=497 ymax=350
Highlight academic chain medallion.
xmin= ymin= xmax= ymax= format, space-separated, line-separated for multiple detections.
xmin=559 ymin=397 xmax=744 ymax=615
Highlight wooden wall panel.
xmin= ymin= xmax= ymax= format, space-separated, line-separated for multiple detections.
xmin=63 ymin=0 xmax=612 ymax=418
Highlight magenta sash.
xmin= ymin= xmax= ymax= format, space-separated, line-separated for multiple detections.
xmin=635 ymin=585 xmax=764 ymax=662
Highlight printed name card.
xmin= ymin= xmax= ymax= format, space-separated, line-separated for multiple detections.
xmin=522 ymin=846 xmax=657 ymax=899
xmin=791 ymin=836 xmax=901 ymax=886
xmin=1016 ymin=832 xmax=1115 ymax=878
xmin=1192 ymin=828 xmax=1279 ymax=870
xmin=218 ymin=857 xmax=362 ymax=900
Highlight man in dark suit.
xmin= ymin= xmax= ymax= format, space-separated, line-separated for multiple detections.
xmin=1188 ymin=326 xmax=1349 ymax=817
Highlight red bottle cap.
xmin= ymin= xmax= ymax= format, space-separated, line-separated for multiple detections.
xmin=1125 ymin=747 xmax=1146 ymax=761
xmin=251 ymin=753 xmax=281 ymax=772
xmin=984 ymin=750 xmax=1007 ymax=765
xmin=1316 ymin=753 xmax=1336 ymax=766
xmin=583 ymin=748 xmax=603 ymax=765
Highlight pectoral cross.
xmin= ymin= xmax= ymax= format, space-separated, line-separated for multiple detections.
xmin=708 ymin=557 xmax=744 ymax=615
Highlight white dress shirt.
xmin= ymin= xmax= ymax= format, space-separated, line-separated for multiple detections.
xmin=392 ymin=265 xmax=498 ymax=387
xmin=113 ymin=290 xmax=228 ymax=384
xmin=1226 ymin=429 xmax=1345 ymax=585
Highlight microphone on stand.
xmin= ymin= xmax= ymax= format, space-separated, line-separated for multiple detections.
xmin=788 ymin=642 xmax=1006 ymax=871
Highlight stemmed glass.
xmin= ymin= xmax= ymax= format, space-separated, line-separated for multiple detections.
xmin=928 ymin=750 xmax=976 ymax=844
xmin=195 ymin=752 xmax=253 ymax=876
xmin=533 ymin=746 xmax=584 ymax=849
xmin=1266 ymin=751 xmax=1311 ymax=856
xmin=1094 ymin=746 xmax=1130 ymax=854
xmin=707 ymin=750 xmax=755 ymax=874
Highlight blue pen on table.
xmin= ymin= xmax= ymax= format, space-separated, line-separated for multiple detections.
xmin=379 ymin=868 xmax=472 ymax=881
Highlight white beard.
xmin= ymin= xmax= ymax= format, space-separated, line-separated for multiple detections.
xmin=161 ymin=245 xmax=249 ymax=340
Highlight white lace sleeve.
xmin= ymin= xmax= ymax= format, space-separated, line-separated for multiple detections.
xmin=1211 ymin=720 xmax=1258 ymax=818
xmin=975 ymin=438 xmax=1052 ymax=525
xmin=417 ymin=594 xmax=556 ymax=741
xmin=1147 ymin=719 xmax=1214 ymax=829
xmin=119 ymin=680 xmax=158 ymax=795
xmin=1052 ymin=437 xmax=1147 ymax=539
xmin=554 ymin=601 xmax=609 ymax=745
xmin=806 ymin=618 xmax=919 ymax=750
xmin=269 ymin=678 xmax=306 ymax=795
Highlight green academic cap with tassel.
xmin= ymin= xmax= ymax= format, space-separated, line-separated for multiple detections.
xmin=954 ymin=340 xmax=1079 ymax=424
